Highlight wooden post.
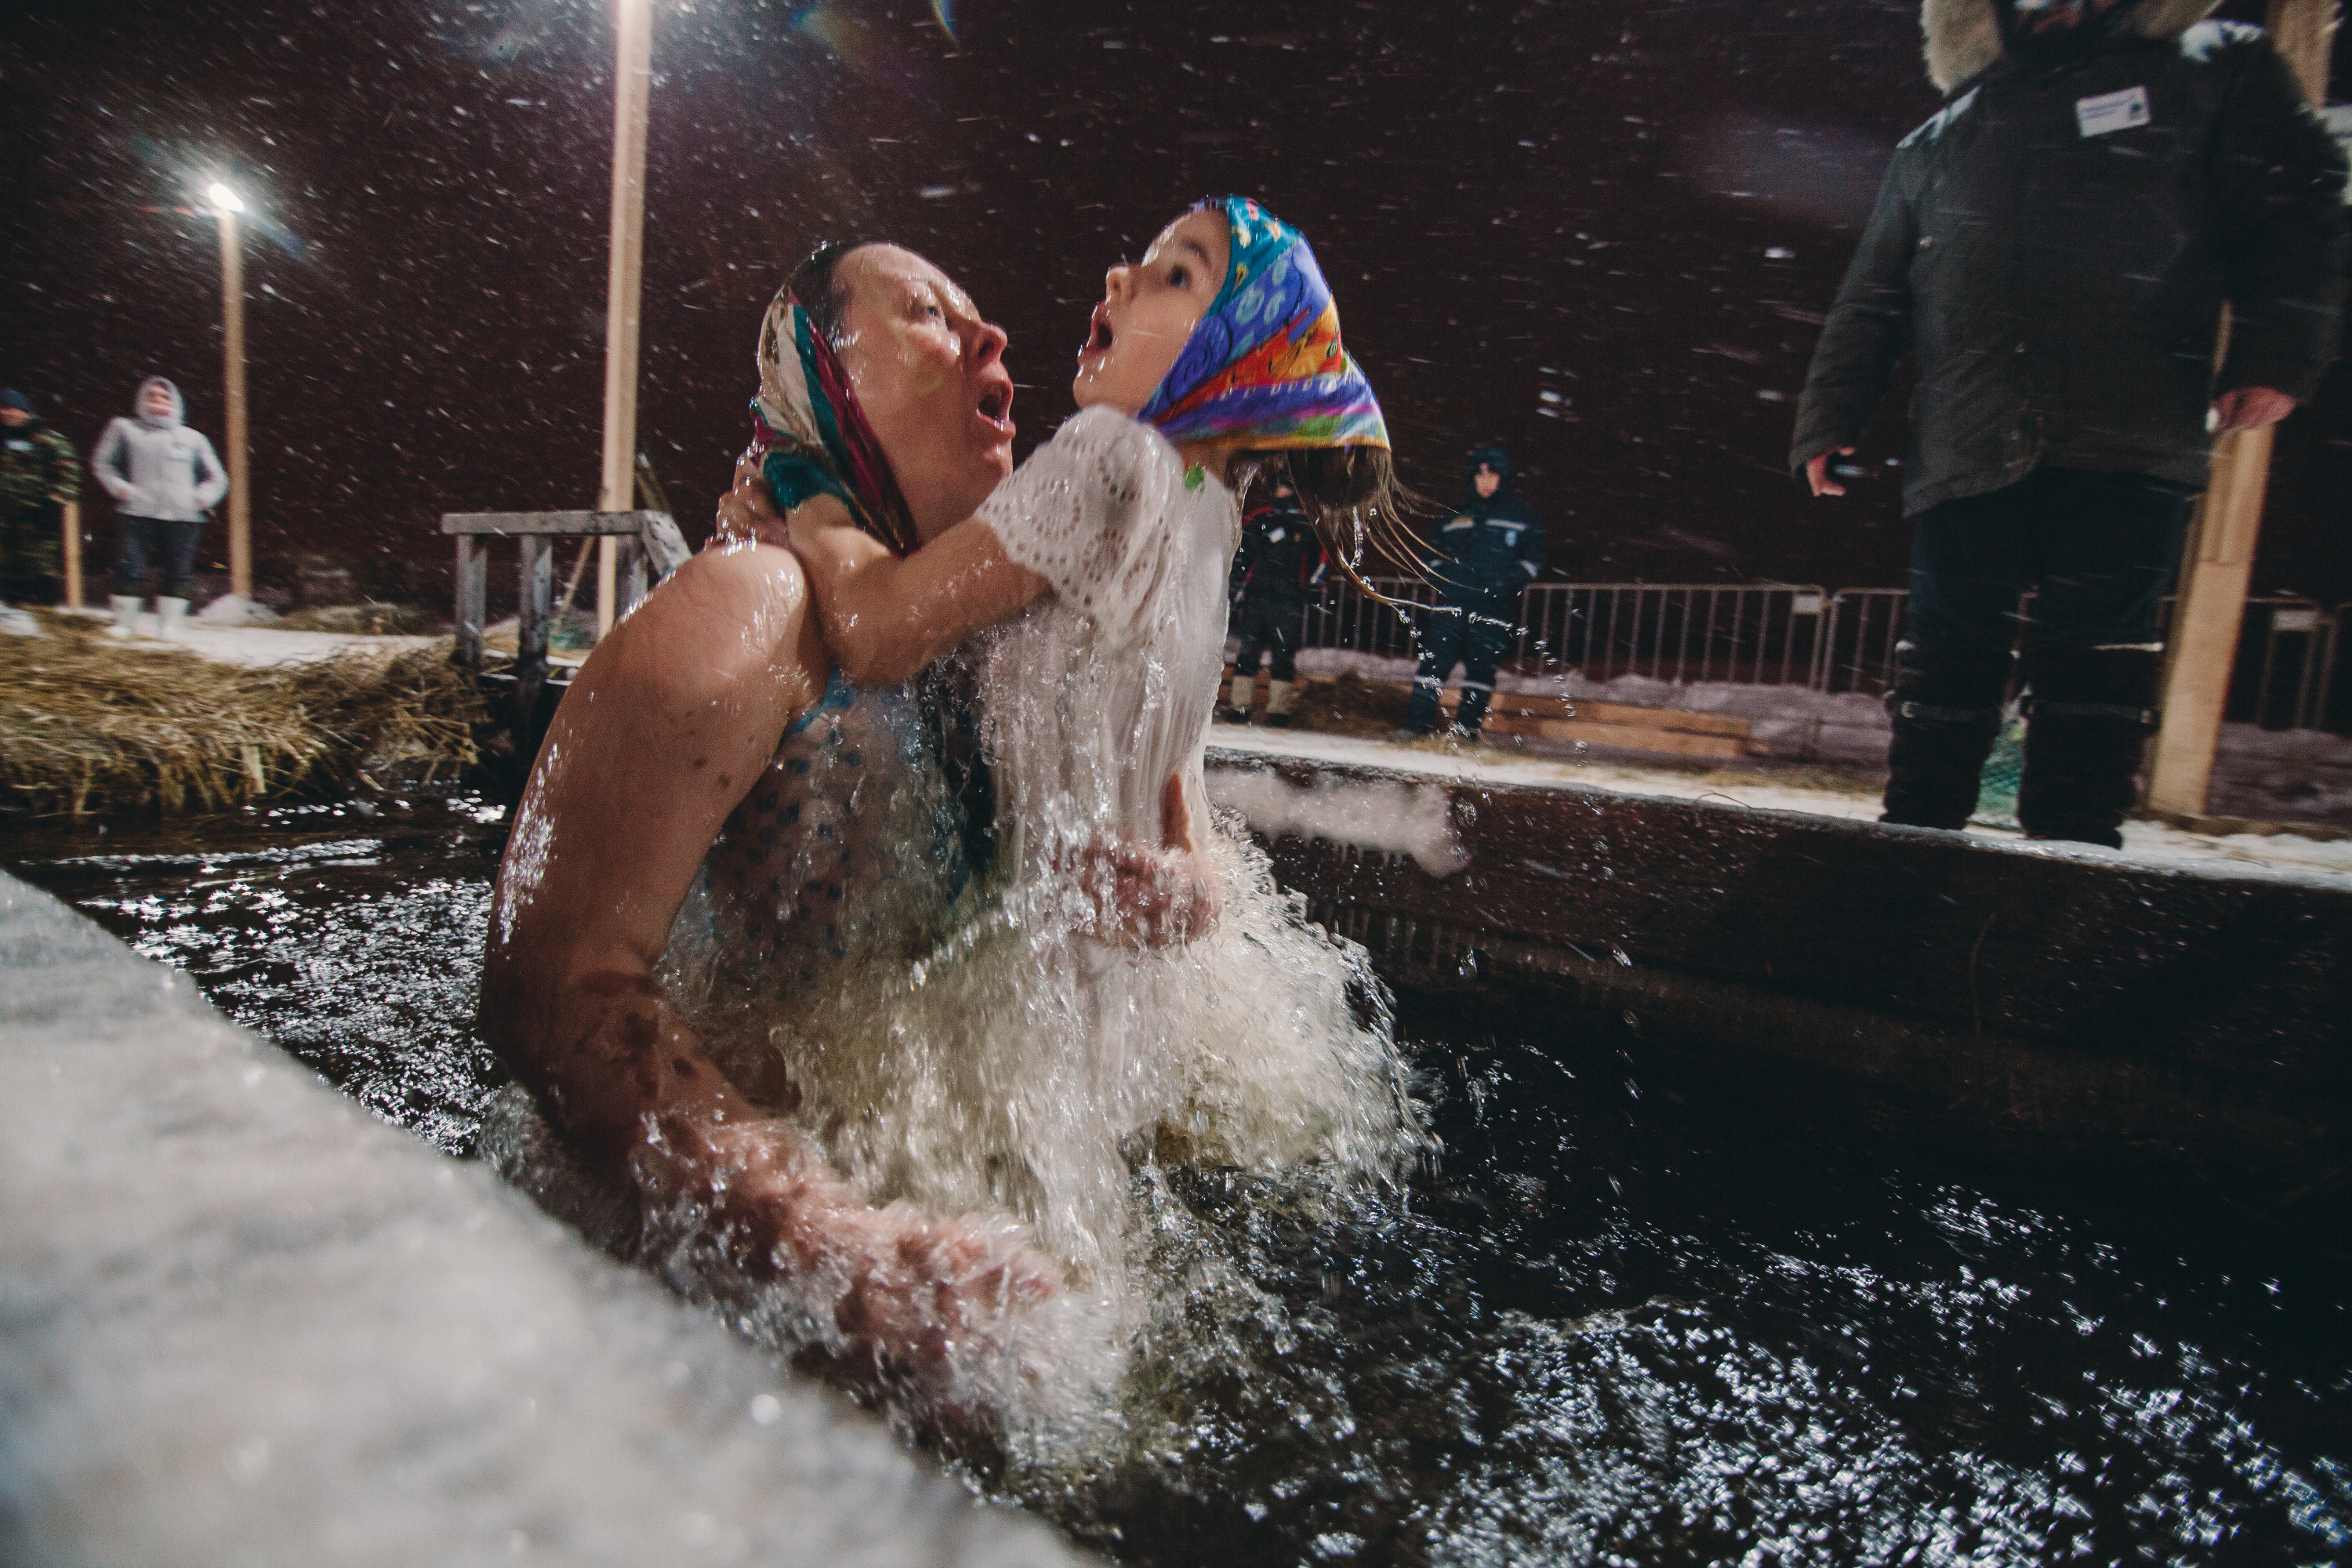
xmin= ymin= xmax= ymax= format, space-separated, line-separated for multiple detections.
xmin=2145 ymin=0 xmax=2336 ymax=816
xmin=452 ymin=535 xmax=486 ymax=669
xmin=219 ymin=206 xmax=252 ymax=604
xmin=60 ymin=500 xmax=82 ymax=611
xmin=595 ymin=0 xmax=652 ymax=641
xmin=515 ymin=535 xmax=554 ymax=745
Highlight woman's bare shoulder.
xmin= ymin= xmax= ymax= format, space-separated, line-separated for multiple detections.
xmin=604 ymin=542 xmax=822 ymax=703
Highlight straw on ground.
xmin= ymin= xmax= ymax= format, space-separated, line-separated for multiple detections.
xmin=1 ymin=617 xmax=487 ymax=815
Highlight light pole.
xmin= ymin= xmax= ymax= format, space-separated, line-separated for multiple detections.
xmin=596 ymin=0 xmax=652 ymax=638
xmin=207 ymin=181 xmax=252 ymax=606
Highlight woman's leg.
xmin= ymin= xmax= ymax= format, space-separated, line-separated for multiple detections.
xmin=158 ymin=521 xmax=205 ymax=600
xmin=116 ymin=516 xmax=154 ymax=597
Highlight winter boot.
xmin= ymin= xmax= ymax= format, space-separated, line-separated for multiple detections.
xmin=1457 ymin=683 xmax=1499 ymax=737
xmin=106 ymin=594 xmax=145 ymax=640
xmin=1878 ymin=642 xmax=2013 ymax=829
xmin=155 ymin=597 xmax=191 ymax=641
xmin=2016 ymin=645 xmax=2164 ymax=849
xmin=1264 ymin=678 xmax=1297 ymax=728
xmin=1219 ymin=670 xmax=1253 ymax=724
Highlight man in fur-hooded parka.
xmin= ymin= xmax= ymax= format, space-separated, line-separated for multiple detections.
xmin=1789 ymin=0 xmax=2347 ymax=848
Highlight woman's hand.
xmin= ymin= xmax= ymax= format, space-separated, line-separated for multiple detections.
xmin=637 ymin=1109 xmax=1062 ymax=1378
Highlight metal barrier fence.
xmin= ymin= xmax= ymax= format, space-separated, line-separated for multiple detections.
xmin=1288 ymin=579 xmax=2347 ymax=731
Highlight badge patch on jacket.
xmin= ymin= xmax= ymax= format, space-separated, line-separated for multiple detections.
xmin=2075 ymin=86 xmax=2151 ymax=139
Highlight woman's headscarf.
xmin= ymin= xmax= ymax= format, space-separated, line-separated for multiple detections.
xmin=751 ymin=281 xmax=920 ymax=556
xmin=1135 ymin=197 xmax=1389 ymax=453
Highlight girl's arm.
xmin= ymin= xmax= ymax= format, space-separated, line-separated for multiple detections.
xmin=785 ymin=493 xmax=1049 ymax=688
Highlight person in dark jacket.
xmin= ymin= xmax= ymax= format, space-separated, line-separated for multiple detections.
xmin=1398 ymin=445 xmax=1547 ymax=739
xmin=0 ymin=390 xmax=81 ymax=609
xmin=1790 ymin=0 xmax=2347 ymax=848
xmin=1221 ymin=476 xmax=1325 ymax=727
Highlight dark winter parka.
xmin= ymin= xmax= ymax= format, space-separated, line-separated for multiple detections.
xmin=1425 ymin=446 xmax=1546 ymax=605
xmin=1 ymin=419 xmax=81 ymax=520
xmin=1231 ymin=489 xmax=1325 ymax=611
xmin=1789 ymin=0 xmax=2348 ymax=515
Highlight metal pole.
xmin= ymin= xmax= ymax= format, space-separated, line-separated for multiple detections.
xmin=596 ymin=0 xmax=652 ymax=640
xmin=220 ymin=206 xmax=252 ymax=604
xmin=2145 ymin=0 xmax=2336 ymax=815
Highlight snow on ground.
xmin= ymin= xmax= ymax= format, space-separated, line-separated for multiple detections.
xmin=1276 ymin=648 xmax=2352 ymax=826
xmin=1207 ymin=728 xmax=2352 ymax=892
xmin=124 ymin=624 xmax=443 ymax=667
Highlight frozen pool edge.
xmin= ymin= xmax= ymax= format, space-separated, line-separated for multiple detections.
xmin=0 ymin=869 xmax=1091 ymax=1568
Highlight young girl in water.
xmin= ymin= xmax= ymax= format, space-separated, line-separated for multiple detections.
xmin=780 ymin=196 xmax=1406 ymax=912
xmin=751 ymin=198 xmax=1420 ymax=1290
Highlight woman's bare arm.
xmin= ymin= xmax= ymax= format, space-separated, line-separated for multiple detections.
xmin=477 ymin=543 xmax=1058 ymax=1369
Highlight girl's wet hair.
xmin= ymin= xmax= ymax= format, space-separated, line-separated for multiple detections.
xmin=1229 ymin=447 xmax=1424 ymax=596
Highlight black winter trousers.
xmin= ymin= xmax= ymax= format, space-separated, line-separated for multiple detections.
xmin=1883 ymin=466 xmax=2195 ymax=847
xmin=116 ymin=515 xmax=205 ymax=599
xmin=1406 ymin=597 xmax=1519 ymax=734
xmin=1231 ymin=597 xmax=1301 ymax=684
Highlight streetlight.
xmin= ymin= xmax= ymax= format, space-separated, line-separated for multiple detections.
xmin=207 ymin=180 xmax=253 ymax=607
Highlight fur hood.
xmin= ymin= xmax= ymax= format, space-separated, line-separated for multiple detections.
xmin=1922 ymin=1 xmax=2223 ymax=93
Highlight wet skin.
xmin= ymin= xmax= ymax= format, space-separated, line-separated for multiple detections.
xmin=724 ymin=214 xmax=1237 ymax=936
xmin=481 ymin=246 xmax=1061 ymax=1389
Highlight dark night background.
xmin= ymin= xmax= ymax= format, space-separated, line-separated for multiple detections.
xmin=2 ymin=0 xmax=2346 ymax=610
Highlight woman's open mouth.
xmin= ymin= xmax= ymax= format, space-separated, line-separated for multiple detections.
xmin=975 ymin=382 xmax=1014 ymax=436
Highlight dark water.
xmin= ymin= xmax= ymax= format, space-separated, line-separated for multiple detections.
xmin=5 ymin=804 xmax=2348 ymax=1566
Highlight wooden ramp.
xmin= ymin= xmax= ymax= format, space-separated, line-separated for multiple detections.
xmin=1436 ymin=688 xmax=1763 ymax=759
xmin=1205 ymin=746 xmax=2352 ymax=1222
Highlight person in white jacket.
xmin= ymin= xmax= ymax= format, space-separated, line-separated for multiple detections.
xmin=89 ymin=377 xmax=227 ymax=638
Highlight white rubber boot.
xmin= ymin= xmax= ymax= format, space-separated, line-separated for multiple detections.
xmin=1265 ymin=679 xmax=1297 ymax=728
xmin=155 ymin=597 xmax=191 ymax=641
xmin=107 ymin=595 xmax=145 ymax=639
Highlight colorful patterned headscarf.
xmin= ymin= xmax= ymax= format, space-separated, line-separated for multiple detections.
xmin=751 ymin=282 xmax=920 ymax=556
xmin=1135 ymin=197 xmax=1389 ymax=453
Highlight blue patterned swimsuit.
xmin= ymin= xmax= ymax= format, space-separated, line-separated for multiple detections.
xmin=666 ymin=670 xmax=981 ymax=1065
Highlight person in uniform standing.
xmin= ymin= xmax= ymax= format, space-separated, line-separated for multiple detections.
xmin=0 ymin=390 xmax=81 ymax=617
xmin=1219 ymin=474 xmax=1326 ymax=727
xmin=1790 ymin=0 xmax=2346 ymax=847
xmin=1396 ymin=444 xmax=1546 ymax=740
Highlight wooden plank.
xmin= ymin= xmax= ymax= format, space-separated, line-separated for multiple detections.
xmin=60 ymin=500 xmax=81 ymax=612
xmin=1439 ymin=688 xmax=1753 ymax=738
xmin=441 ymin=510 xmax=666 ymax=536
xmin=1477 ymin=712 xmax=1751 ymax=757
xmin=2145 ymin=0 xmax=2334 ymax=814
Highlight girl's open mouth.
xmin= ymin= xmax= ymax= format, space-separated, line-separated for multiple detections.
xmin=1080 ymin=304 xmax=1114 ymax=358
